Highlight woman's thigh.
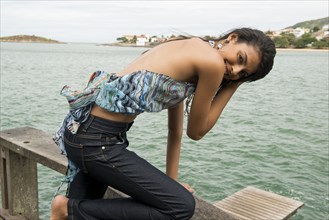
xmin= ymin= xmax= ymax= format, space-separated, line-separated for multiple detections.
xmin=85 ymin=145 xmax=195 ymax=218
xmin=67 ymin=170 xmax=108 ymax=199
xmin=64 ymin=132 xmax=109 ymax=199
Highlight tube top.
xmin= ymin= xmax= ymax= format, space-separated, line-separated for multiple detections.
xmin=62 ymin=69 xmax=196 ymax=114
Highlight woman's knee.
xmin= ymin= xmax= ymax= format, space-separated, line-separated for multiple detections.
xmin=185 ymin=196 xmax=196 ymax=219
xmin=174 ymin=193 xmax=195 ymax=220
xmin=185 ymin=194 xmax=196 ymax=219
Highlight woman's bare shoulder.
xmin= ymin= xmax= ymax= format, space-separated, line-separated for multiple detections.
xmin=164 ymin=37 xmax=225 ymax=80
xmin=120 ymin=37 xmax=224 ymax=81
xmin=185 ymin=38 xmax=224 ymax=75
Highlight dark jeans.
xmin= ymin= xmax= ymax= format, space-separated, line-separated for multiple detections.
xmin=64 ymin=115 xmax=195 ymax=220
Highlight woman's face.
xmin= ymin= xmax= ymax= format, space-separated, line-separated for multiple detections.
xmin=219 ymin=34 xmax=261 ymax=81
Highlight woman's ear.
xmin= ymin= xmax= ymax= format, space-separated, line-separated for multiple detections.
xmin=226 ymin=33 xmax=238 ymax=44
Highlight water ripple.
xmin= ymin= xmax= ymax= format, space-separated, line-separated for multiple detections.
xmin=0 ymin=43 xmax=328 ymax=219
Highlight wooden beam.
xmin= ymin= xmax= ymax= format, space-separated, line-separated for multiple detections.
xmin=0 ymin=127 xmax=67 ymax=174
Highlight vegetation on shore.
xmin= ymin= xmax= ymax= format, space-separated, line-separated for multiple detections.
xmin=270 ymin=32 xmax=328 ymax=49
xmin=114 ymin=17 xmax=329 ymax=50
xmin=0 ymin=35 xmax=63 ymax=44
xmin=269 ymin=17 xmax=329 ymax=49
xmin=114 ymin=32 xmax=329 ymax=50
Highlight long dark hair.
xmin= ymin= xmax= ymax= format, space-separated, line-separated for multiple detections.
xmin=184 ymin=28 xmax=276 ymax=114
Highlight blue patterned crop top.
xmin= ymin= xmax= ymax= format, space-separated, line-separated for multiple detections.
xmin=63 ymin=69 xmax=196 ymax=114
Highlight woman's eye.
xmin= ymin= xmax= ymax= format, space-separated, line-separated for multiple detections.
xmin=238 ymin=55 xmax=244 ymax=64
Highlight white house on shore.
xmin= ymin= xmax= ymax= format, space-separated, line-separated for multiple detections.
xmin=293 ymin=28 xmax=307 ymax=38
xmin=136 ymin=35 xmax=149 ymax=46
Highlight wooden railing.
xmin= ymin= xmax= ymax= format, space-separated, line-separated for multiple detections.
xmin=0 ymin=127 xmax=239 ymax=220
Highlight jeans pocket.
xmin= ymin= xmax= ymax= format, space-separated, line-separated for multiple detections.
xmin=64 ymin=135 xmax=83 ymax=148
xmin=82 ymin=146 xmax=119 ymax=174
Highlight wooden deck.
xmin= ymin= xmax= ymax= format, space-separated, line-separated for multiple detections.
xmin=214 ymin=186 xmax=304 ymax=220
xmin=0 ymin=127 xmax=304 ymax=220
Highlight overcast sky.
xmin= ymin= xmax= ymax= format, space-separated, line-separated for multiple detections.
xmin=1 ymin=1 xmax=328 ymax=43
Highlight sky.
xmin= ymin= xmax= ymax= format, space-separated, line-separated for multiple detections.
xmin=1 ymin=1 xmax=328 ymax=43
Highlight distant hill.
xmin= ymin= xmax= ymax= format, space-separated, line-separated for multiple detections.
xmin=287 ymin=17 xmax=328 ymax=30
xmin=0 ymin=35 xmax=63 ymax=43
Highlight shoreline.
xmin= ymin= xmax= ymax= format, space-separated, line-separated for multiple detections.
xmin=99 ymin=42 xmax=154 ymax=48
xmin=2 ymin=41 xmax=328 ymax=52
xmin=276 ymin=48 xmax=328 ymax=52
xmin=104 ymin=43 xmax=329 ymax=51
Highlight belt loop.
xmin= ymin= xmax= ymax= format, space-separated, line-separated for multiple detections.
xmin=82 ymin=115 xmax=94 ymax=132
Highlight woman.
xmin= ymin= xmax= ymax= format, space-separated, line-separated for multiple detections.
xmin=51 ymin=28 xmax=276 ymax=220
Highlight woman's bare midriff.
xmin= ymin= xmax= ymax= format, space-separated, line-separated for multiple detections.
xmin=91 ymin=105 xmax=137 ymax=123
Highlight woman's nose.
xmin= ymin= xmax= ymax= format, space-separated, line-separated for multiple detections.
xmin=232 ymin=65 xmax=243 ymax=76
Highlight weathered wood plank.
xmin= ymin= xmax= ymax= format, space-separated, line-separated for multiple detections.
xmin=0 ymin=127 xmax=67 ymax=174
xmin=214 ymin=186 xmax=304 ymax=220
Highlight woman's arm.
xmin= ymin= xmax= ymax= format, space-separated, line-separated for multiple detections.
xmin=188 ymin=81 xmax=241 ymax=140
xmin=166 ymin=102 xmax=184 ymax=180
xmin=186 ymin=51 xmax=243 ymax=140
xmin=206 ymin=82 xmax=241 ymax=131
xmin=187 ymin=56 xmax=225 ymax=140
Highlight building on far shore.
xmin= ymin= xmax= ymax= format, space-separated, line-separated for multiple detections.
xmin=117 ymin=34 xmax=168 ymax=46
xmin=136 ymin=34 xmax=149 ymax=46
xmin=277 ymin=27 xmax=310 ymax=38
xmin=271 ymin=23 xmax=329 ymax=40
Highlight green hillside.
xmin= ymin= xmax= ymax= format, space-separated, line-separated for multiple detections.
xmin=0 ymin=35 xmax=63 ymax=43
xmin=287 ymin=17 xmax=328 ymax=30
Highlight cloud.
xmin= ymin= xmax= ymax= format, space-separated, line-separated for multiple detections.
xmin=1 ymin=1 xmax=328 ymax=43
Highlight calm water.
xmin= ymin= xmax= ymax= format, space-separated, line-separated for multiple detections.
xmin=0 ymin=42 xmax=328 ymax=219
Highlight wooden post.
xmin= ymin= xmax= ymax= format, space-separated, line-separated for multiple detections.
xmin=0 ymin=143 xmax=39 ymax=219
xmin=1 ymin=146 xmax=9 ymax=209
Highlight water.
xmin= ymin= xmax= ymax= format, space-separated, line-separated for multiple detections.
xmin=0 ymin=42 xmax=328 ymax=219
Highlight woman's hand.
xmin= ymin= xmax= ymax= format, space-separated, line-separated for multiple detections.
xmin=180 ymin=182 xmax=195 ymax=194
